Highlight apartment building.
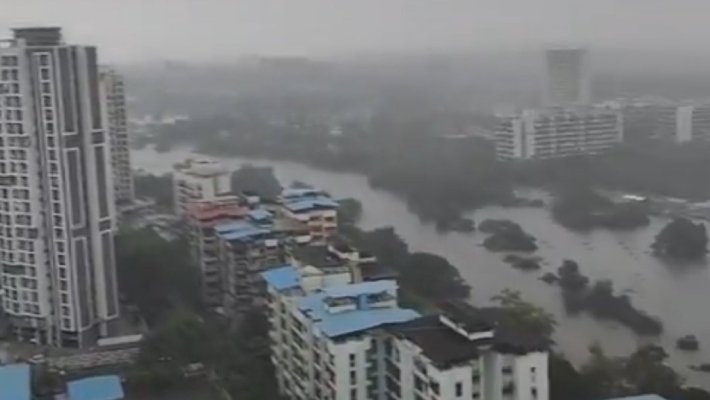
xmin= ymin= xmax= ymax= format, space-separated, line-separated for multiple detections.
xmin=0 ymin=27 xmax=118 ymax=347
xmin=262 ymin=267 xmax=550 ymax=400
xmin=543 ymin=47 xmax=590 ymax=106
xmin=262 ymin=266 xmax=419 ymax=400
xmin=172 ymin=158 xmax=231 ymax=218
xmin=277 ymin=188 xmax=338 ymax=245
xmin=216 ymin=209 xmax=312 ymax=313
xmin=385 ymin=301 xmax=549 ymax=400
xmin=99 ymin=68 xmax=133 ymax=206
xmin=495 ymin=107 xmax=622 ymax=161
xmin=185 ymin=195 xmax=248 ymax=307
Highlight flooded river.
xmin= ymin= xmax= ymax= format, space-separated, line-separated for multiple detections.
xmin=133 ymin=146 xmax=710 ymax=387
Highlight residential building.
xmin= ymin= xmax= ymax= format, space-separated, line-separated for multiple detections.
xmin=172 ymin=158 xmax=231 ymax=218
xmin=262 ymin=267 xmax=551 ymax=400
xmin=276 ymin=188 xmax=339 ymax=245
xmin=186 ymin=195 xmax=248 ymax=307
xmin=495 ymin=107 xmax=622 ymax=161
xmin=216 ymin=209 xmax=312 ymax=313
xmin=100 ymin=68 xmax=133 ymax=206
xmin=543 ymin=47 xmax=591 ymax=106
xmin=262 ymin=265 xmax=419 ymax=400
xmin=385 ymin=301 xmax=549 ymax=400
xmin=0 ymin=27 xmax=119 ymax=347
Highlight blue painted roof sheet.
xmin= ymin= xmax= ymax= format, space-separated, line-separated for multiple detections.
xmin=296 ymin=281 xmax=418 ymax=338
xmin=261 ymin=265 xmax=300 ymax=291
xmin=282 ymin=188 xmax=324 ymax=199
xmin=67 ymin=375 xmax=124 ymax=400
xmin=215 ymin=220 xmax=254 ymax=234
xmin=284 ymin=196 xmax=339 ymax=212
xmin=248 ymin=208 xmax=272 ymax=221
xmin=321 ymin=280 xmax=396 ymax=299
xmin=0 ymin=364 xmax=30 ymax=400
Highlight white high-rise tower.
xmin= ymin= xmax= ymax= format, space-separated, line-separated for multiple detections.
xmin=544 ymin=47 xmax=591 ymax=106
xmin=0 ymin=27 xmax=118 ymax=348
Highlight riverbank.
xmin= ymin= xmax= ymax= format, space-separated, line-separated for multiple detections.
xmin=132 ymin=146 xmax=710 ymax=388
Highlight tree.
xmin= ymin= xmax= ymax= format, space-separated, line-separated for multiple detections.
xmin=115 ymin=227 xmax=202 ymax=325
xmin=139 ymin=308 xmax=213 ymax=366
xmin=337 ymin=198 xmax=363 ymax=227
xmin=491 ymin=289 xmax=556 ymax=339
xmin=652 ymin=217 xmax=708 ymax=260
xmin=230 ymin=165 xmax=282 ymax=200
xmin=623 ymin=345 xmax=682 ymax=396
xmin=134 ymin=173 xmax=173 ymax=209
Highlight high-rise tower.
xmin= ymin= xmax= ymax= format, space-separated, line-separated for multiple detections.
xmin=544 ymin=47 xmax=591 ymax=106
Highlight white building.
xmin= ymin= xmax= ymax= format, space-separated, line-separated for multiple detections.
xmin=262 ymin=268 xmax=550 ymax=400
xmin=100 ymin=68 xmax=134 ymax=206
xmin=543 ymin=47 xmax=591 ymax=106
xmin=0 ymin=27 xmax=119 ymax=347
xmin=385 ymin=301 xmax=549 ymax=400
xmin=172 ymin=158 xmax=231 ymax=218
xmin=495 ymin=107 xmax=622 ymax=161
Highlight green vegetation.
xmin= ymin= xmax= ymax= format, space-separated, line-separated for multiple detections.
xmin=134 ymin=173 xmax=174 ymax=209
xmin=557 ymin=260 xmax=662 ymax=335
xmin=652 ymin=217 xmax=708 ymax=260
xmin=481 ymin=220 xmax=538 ymax=252
xmin=551 ymin=187 xmax=650 ymax=230
xmin=115 ymin=227 xmax=202 ymax=326
xmin=503 ymin=254 xmax=542 ymax=271
xmin=337 ymin=198 xmax=363 ymax=227
xmin=491 ymin=289 xmax=556 ymax=339
xmin=230 ymin=164 xmax=283 ymax=200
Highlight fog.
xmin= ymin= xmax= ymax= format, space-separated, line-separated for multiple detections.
xmin=1 ymin=0 xmax=710 ymax=63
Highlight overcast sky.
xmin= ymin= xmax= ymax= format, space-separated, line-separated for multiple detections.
xmin=0 ymin=0 xmax=706 ymax=63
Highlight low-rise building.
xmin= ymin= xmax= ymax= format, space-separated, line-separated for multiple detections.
xmin=277 ymin=188 xmax=339 ymax=245
xmin=495 ymin=106 xmax=622 ymax=161
xmin=172 ymin=158 xmax=231 ymax=218
xmin=185 ymin=195 xmax=249 ymax=307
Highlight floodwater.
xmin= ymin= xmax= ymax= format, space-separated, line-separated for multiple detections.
xmin=134 ymin=146 xmax=710 ymax=387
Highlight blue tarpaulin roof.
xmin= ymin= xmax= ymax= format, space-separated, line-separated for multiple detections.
xmin=0 ymin=364 xmax=30 ymax=400
xmin=67 ymin=375 xmax=124 ymax=400
xmin=283 ymin=196 xmax=339 ymax=212
xmin=262 ymin=265 xmax=300 ymax=291
xmin=248 ymin=208 xmax=272 ymax=221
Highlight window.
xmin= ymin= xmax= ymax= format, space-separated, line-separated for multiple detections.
xmin=41 ymin=82 xmax=51 ymax=93
xmin=350 ymin=389 xmax=357 ymax=400
xmin=455 ymin=382 xmax=463 ymax=397
xmin=40 ymin=68 xmax=50 ymax=80
xmin=350 ymin=370 xmax=356 ymax=385
xmin=38 ymin=54 xmax=49 ymax=66
xmin=349 ymin=353 xmax=356 ymax=367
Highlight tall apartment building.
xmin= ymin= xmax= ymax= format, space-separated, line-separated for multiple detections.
xmin=0 ymin=27 xmax=118 ymax=347
xmin=263 ymin=266 xmax=550 ymax=400
xmin=544 ymin=47 xmax=591 ymax=106
xmin=173 ymin=158 xmax=231 ymax=218
xmin=495 ymin=107 xmax=622 ymax=161
xmin=185 ymin=195 xmax=248 ymax=308
xmin=100 ymin=68 xmax=133 ymax=206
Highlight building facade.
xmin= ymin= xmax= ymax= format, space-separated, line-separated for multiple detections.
xmin=0 ymin=27 xmax=118 ymax=347
xmin=100 ymin=68 xmax=133 ymax=206
xmin=277 ymin=188 xmax=338 ymax=245
xmin=185 ymin=195 xmax=248 ymax=308
xmin=495 ymin=107 xmax=622 ymax=161
xmin=544 ymin=47 xmax=591 ymax=106
xmin=173 ymin=158 xmax=231 ymax=218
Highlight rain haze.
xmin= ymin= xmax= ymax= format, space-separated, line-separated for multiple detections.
xmin=3 ymin=1 xmax=710 ymax=399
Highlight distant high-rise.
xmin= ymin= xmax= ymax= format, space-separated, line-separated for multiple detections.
xmin=0 ymin=27 xmax=118 ymax=347
xmin=544 ymin=47 xmax=591 ymax=106
xmin=100 ymin=68 xmax=134 ymax=206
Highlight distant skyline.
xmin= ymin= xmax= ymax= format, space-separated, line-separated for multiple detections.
xmin=1 ymin=0 xmax=709 ymax=63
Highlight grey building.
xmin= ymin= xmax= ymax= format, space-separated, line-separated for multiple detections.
xmin=544 ymin=47 xmax=591 ymax=106
xmin=100 ymin=68 xmax=134 ymax=206
xmin=0 ymin=27 xmax=118 ymax=347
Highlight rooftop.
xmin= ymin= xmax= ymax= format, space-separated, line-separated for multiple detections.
xmin=387 ymin=303 xmax=550 ymax=368
xmin=0 ymin=363 xmax=30 ymax=400
xmin=215 ymin=220 xmax=271 ymax=241
xmin=320 ymin=279 xmax=396 ymax=299
xmin=186 ymin=202 xmax=248 ymax=222
xmin=291 ymin=246 xmax=347 ymax=270
xmin=248 ymin=208 xmax=272 ymax=221
xmin=281 ymin=188 xmax=327 ymax=199
xmin=67 ymin=375 xmax=124 ymax=400
xmin=261 ymin=265 xmax=300 ymax=291
xmin=298 ymin=292 xmax=418 ymax=338
xmin=283 ymin=197 xmax=339 ymax=213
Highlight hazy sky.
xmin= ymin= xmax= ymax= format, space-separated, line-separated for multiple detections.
xmin=0 ymin=0 xmax=707 ymax=63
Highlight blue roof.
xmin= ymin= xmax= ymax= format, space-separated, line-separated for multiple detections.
xmin=0 ymin=364 xmax=30 ymax=400
xmin=282 ymin=188 xmax=324 ymax=199
xmin=248 ymin=208 xmax=272 ymax=221
xmin=67 ymin=375 xmax=124 ymax=400
xmin=215 ymin=220 xmax=270 ymax=241
xmin=296 ymin=280 xmax=418 ymax=338
xmin=215 ymin=220 xmax=254 ymax=234
xmin=284 ymin=196 xmax=339 ymax=212
xmin=261 ymin=265 xmax=300 ymax=291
